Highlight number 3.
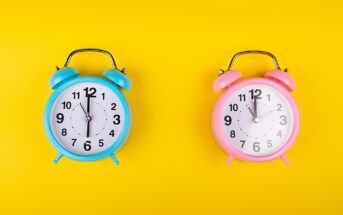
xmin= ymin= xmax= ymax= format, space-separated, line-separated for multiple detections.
xmin=113 ymin=115 xmax=121 ymax=125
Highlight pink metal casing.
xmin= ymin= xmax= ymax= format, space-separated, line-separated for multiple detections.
xmin=214 ymin=70 xmax=242 ymax=92
xmin=212 ymin=72 xmax=300 ymax=165
xmin=265 ymin=70 xmax=295 ymax=92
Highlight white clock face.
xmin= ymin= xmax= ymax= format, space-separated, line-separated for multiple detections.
xmin=50 ymin=82 xmax=125 ymax=155
xmin=221 ymin=84 xmax=294 ymax=156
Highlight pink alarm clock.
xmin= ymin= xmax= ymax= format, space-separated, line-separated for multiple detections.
xmin=211 ymin=50 xmax=300 ymax=165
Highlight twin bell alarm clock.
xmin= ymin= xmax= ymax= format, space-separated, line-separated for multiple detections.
xmin=44 ymin=49 xmax=131 ymax=165
xmin=211 ymin=50 xmax=300 ymax=165
xmin=43 ymin=49 xmax=299 ymax=166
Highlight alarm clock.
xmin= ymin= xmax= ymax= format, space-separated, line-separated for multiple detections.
xmin=44 ymin=48 xmax=131 ymax=165
xmin=211 ymin=50 xmax=299 ymax=165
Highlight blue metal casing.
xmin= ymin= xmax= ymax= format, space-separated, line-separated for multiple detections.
xmin=44 ymin=71 xmax=131 ymax=165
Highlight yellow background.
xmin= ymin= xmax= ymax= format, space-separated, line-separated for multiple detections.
xmin=0 ymin=0 xmax=342 ymax=214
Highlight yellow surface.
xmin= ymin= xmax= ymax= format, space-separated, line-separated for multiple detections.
xmin=0 ymin=0 xmax=342 ymax=214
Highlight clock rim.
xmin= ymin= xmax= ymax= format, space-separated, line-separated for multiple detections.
xmin=44 ymin=76 xmax=131 ymax=162
xmin=211 ymin=77 xmax=300 ymax=162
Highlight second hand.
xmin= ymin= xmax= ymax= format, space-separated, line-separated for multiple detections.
xmin=80 ymin=102 xmax=91 ymax=138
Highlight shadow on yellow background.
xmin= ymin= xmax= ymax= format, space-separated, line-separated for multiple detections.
xmin=0 ymin=0 xmax=342 ymax=214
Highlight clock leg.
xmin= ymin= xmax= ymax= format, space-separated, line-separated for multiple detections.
xmin=109 ymin=154 xmax=120 ymax=165
xmin=225 ymin=155 xmax=235 ymax=166
xmin=53 ymin=153 xmax=63 ymax=164
xmin=280 ymin=155 xmax=290 ymax=165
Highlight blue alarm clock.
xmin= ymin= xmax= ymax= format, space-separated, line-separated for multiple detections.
xmin=44 ymin=48 xmax=131 ymax=165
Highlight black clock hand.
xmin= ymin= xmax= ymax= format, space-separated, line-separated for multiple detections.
xmin=248 ymin=107 xmax=255 ymax=118
xmin=80 ymin=100 xmax=91 ymax=138
xmin=86 ymin=119 xmax=90 ymax=138
xmin=86 ymin=96 xmax=91 ymax=138
xmin=87 ymin=95 xmax=90 ymax=114
xmin=80 ymin=103 xmax=88 ymax=118
xmin=253 ymin=96 xmax=259 ymax=123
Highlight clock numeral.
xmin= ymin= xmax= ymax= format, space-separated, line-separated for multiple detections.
xmin=238 ymin=94 xmax=246 ymax=101
xmin=280 ymin=115 xmax=287 ymax=125
xmin=277 ymin=130 xmax=282 ymax=137
xmin=83 ymin=87 xmax=97 ymax=97
xmin=253 ymin=142 xmax=260 ymax=152
xmin=111 ymin=103 xmax=117 ymax=111
xmin=267 ymin=94 xmax=271 ymax=101
xmin=277 ymin=104 xmax=282 ymax=111
xmin=101 ymin=93 xmax=105 ymax=100
xmin=71 ymin=138 xmax=77 ymax=146
xmin=72 ymin=92 xmax=80 ymax=99
xmin=62 ymin=101 xmax=72 ymax=109
xmin=240 ymin=140 xmax=246 ymax=148
xmin=61 ymin=128 xmax=67 ymax=136
xmin=230 ymin=130 xmax=236 ymax=138
xmin=224 ymin=115 xmax=232 ymax=126
xmin=267 ymin=140 xmax=272 ymax=148
xmin=56 ymin=113 xmax=64 ymax=123
xmin=109 ymin=130 xmax=115 ymax=137
xmin=99 ymin=139 xmax=104 ymax=147
xmin=229 ymin=104 xmax=238 ymax=112
xmin=249 ymin=89 xmax=262 ymax=99
xmin=113 ymin=114 xmax=121 ymax=125
xmin=84 ymin=141 xmax=91 ymax=151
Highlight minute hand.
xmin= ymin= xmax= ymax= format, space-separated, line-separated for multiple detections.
xmin=80 ymin=102 xmax=91 ymax=138
xmin=254 ymin=96 xmax=258 ymax=118
xmin=253 ymin=96 xmax=259 ymax=123
xmin=86 ymin=96 xmax=91 ymax=138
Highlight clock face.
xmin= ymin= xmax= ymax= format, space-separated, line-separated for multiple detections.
xmin=221 ymin=83 xmax=294 ymax=156
xmin=50 ymin=82 xmax=125 ymax=155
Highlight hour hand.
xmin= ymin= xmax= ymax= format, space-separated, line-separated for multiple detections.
xmin=80 ymin=103 xmax=91 ymax=121
xmin=80 ymin=103 xmax=91 ymax=137
xmin=248 ymin=107 xmax=255 ymax=118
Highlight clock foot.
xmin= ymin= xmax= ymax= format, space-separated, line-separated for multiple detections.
xmin=53 ymin=154 xmax=63 ymax=164
xmin=109 ymin=154 xmax=120 ymax=165
xmin=225 ymin=155 xmax=235 ymax=166
xmin=280 ymin=155 xmax=290 ymax=165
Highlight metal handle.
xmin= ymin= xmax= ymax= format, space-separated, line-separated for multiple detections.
xmin=225 ymin=50 xmax=283 ymax=72
xmin=64 ymin=48 xmax=118 ymax=69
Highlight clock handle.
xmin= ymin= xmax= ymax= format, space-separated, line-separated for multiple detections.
xmin=280 ymin=155 xmax=290 ymax=165
xmin=109 ymin=154 xmax=120 ymax=165
xmin=64 ymin=48 xmax=125 ymax=73
xmin=226 ymin=50 xmax=284 ymax=71
xmin=53 ymin=153 xmax=63 ymax=164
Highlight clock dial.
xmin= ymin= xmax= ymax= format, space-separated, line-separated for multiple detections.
xmin=221 ymin=84 xmax=293 ymax=156
xmin=50 ymin=82 xmax=125 ymax=155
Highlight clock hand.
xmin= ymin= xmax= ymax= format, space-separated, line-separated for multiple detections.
xmin=86 ymin=96 xmax=92 ymax=138
xmin=87 ymin=96 xmax=90 ymax=114
xmin=86 ymin=119 xmax=90 ymax=138
xmin=80 ymin=103 xmax=91 ymax=120
xmin=259 ymin=110 xmax=274 ymax=120
xmin=253 ymin=96 xmax=259 ymax=123
xmin=248 ymin=107 xmax=255 ymax=118
xmin=80 ymin=103 xmax=88 ymax=118
xmin=80 ymin=101 xmax=91 ymax=138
